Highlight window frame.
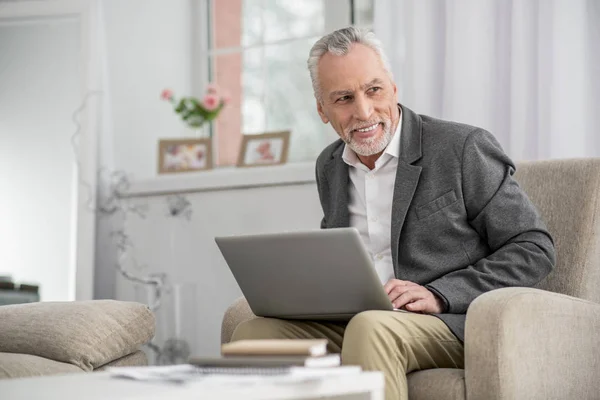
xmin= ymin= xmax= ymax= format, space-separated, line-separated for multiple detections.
xmin=134 ymin=1 xmax=374 ymax=194
xmin=196 ymin=1 xmax=373 ymax=165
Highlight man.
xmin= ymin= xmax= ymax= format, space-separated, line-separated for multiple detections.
xmin=232 ymin=27 xmax=555 ymax=400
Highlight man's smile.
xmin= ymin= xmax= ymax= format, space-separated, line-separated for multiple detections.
xmin=351 ymin=122 xmax=382 ymax=139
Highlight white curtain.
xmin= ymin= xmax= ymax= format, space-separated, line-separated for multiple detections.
xmin=374 ymin=0 xmax=600 ymax=161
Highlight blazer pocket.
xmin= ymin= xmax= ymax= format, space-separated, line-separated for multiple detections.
xmin=416 ymin=190 xmax=458 ymax=220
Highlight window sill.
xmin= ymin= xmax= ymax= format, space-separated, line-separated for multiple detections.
xmin=124 ymin=161 xmax=316 ymax=197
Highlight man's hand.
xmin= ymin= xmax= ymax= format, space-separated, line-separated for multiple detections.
xmin=384 ymin=279 xmax=445 ymax=314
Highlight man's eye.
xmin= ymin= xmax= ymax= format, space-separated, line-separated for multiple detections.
xmin=369 ymin=87 xmax=382 ymax=93
xmin=336 ymin=96 xmax=351 ymax=102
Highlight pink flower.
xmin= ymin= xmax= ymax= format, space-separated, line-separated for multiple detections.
xmin=202 ymin=94 xmax=220 ymax=111
xmin=161 ymin=89 xmax=174 ymax=101
xmin=206 ymin=83 xmax=219 ymax=95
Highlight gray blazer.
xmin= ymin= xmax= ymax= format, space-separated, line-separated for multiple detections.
xmin=315 ymin=105 xmax=556 ymax=341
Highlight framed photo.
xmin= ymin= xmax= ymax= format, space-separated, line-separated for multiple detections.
xmin=237 ymin=131 xmax=290 ymax=168
xmin=158 ymin=138 xmax=212 ymax=174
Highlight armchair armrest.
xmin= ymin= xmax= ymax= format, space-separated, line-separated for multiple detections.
xmin=465 ymin=287 xmax=600 ymax=400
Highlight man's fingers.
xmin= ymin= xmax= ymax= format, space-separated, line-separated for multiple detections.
xmin=384 ymin=279 xmax=417 ymax=294
xmin=392 ymin=290 xmax=425 ymax=309
xmin=388 ymin=286 xmax=443 ymax=314
xmin=383 ymin=281 xmax=394 ymax=294
xmin=388 ymin=284 xmax=427 ymax=303
xmin=383 ymin=280 xmax=405 ymax=294
xmin=388 ymin=285 xmax=415 ymax=302
xmin=388 ymin=286 xmax=403 ymax=299
xmin=405 ymin=300 xmax=428 ymax=312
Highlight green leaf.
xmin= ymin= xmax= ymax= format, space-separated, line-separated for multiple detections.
xmin=174 ymin=99 xmax=186 ymax=113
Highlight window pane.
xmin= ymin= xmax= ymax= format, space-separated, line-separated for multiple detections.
xmin=210 ymin=0 xmax=363 ymax=165
xmin=262 ymin=38 xmax=338 ymax=162
xmin=212 ymin=0 xmax=327 ymax=49
xmin=241 ymin=0 xmax=262 ymax=47
xmin=214 ymin=49 xmax=269 ymax=136
xmin=211 ymin=48 xmax=267 ymax=165
xmin=262 ymin=0 xmax=325 ymax=44
xmin=241 ymin=47 xmax=267 ymax=133
xmin=212 ymin=38 xmax=338 ymax=165
xmin=353 ymin=0 xmax=374 ymax=27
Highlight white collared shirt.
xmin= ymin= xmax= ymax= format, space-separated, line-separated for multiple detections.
xmin=342 ymin=114 xmax=402 ymax=284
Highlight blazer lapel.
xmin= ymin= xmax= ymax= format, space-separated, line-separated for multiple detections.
xmin=324 ymin=147 xmax=350 ymax=228
xmin=391 ymin=105 xmax=423 ymax=273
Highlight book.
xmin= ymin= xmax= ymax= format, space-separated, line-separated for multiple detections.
xmin=221 ymin=339 xmax=328 ymax=357
xmin=188 ymin=354 xmax=341 ymax=369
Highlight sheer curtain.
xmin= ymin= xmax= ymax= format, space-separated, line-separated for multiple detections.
xmin=374 ymin=0 xmax=600 ymax=161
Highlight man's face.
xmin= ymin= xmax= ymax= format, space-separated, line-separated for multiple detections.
xmin=316 ymin=44 xmax=398 ymax=157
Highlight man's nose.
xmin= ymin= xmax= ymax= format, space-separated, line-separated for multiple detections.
xmin=353 ymin=95 xmax=373 ymax=121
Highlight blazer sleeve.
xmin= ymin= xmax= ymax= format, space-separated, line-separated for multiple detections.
xmin=425 ymin=129 xmax=556 ymax=314
xmin=315 ymin=162 xmax=327 ymax=229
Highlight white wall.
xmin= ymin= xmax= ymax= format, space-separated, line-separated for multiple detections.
xmin=0 ymin=17 xmax=81 ymax=301
xmin=91 ymin=0 xmax=327 ymax=358
xmin=101 ymin=0 xmax=194 ymax=180
xmin=115 ymin=182 xmax=323 ymax=357
xmin=94 ymin=0 xmax=197 ymax=300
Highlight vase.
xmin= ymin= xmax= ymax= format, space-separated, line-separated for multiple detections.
xmin=157 ymin=282 xmax=198 ymax=365
xmin=192 ymin=123 xmax=210 ymax=139
xmin=136 ymin=282 xmax=198 ymax=365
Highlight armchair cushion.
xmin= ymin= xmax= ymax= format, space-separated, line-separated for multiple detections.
xmin=95 ymin=350 xmax=148 ymax=370
xmin=514 ymin=158 xmax=600 ymax=302
xmin=0 ymin=300 xmax=155 ymax=371
xmin=0 ymin=352 xmax=83 ymax=379
xmin=465 ymin=287 xmax=600 ymax=400
xmin=407 ymin=369 xmax=465 ymax=400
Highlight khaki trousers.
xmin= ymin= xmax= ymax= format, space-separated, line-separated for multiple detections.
xmin=231 ymin=311 xmax=464 ymax=400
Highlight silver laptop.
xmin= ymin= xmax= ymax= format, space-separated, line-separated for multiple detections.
xmin=215 ymin=227 xmax=393 ymax=320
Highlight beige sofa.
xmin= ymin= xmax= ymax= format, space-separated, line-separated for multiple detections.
xmin=221 ymin=158 xmax=600 ymax=400
xmin=0 ymin=300 xmax=155 ymax=379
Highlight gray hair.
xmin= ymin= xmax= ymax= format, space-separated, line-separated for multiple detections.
xmin=307 ymin=26 xmax=393 ymax=102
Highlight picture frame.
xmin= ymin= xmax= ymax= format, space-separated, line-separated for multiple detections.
xmin=236 ymin=131 xmax=290 ymax=168
xmin=158 ymin=138 xmax=213 ymax=174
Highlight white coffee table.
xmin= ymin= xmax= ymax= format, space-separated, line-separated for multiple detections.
xmin=0 ymin=369 xmax=384 ymax=400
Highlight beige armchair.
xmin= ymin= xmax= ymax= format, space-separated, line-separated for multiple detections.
xmin=221 ymin=158 xmax=600 ymax=400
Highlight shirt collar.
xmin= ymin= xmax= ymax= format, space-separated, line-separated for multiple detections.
xmin=384 ymin=110 xmax=402 ymax=159
xmin=342 ymin=110 xmax=403 ymax=167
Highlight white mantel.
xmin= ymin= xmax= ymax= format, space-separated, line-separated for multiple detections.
xmin=125 ymin=162 xmax=316 ymax=197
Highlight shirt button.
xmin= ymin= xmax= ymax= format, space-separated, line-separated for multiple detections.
xmin=376 ymin=254 xmax=383 ymax=260
xmin=370 ymin=216 xmax=378 ymax=222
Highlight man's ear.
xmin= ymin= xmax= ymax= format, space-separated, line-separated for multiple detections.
xmin=317 ymin=100 xmax=329 ymax=124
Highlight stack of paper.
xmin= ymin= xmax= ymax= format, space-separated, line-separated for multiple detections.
xmin=108 ymin=364 xmax=362 ymax=386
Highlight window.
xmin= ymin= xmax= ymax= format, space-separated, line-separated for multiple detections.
xmin=201 ymin=0 xmax=374 ymax=166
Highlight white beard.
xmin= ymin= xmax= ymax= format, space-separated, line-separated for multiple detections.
xmin=346 ymin=120 xmax=393 ymax=156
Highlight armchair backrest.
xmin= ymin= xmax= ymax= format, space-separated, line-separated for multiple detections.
xmin=514 ymin=158 xmax=600 ymax=303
